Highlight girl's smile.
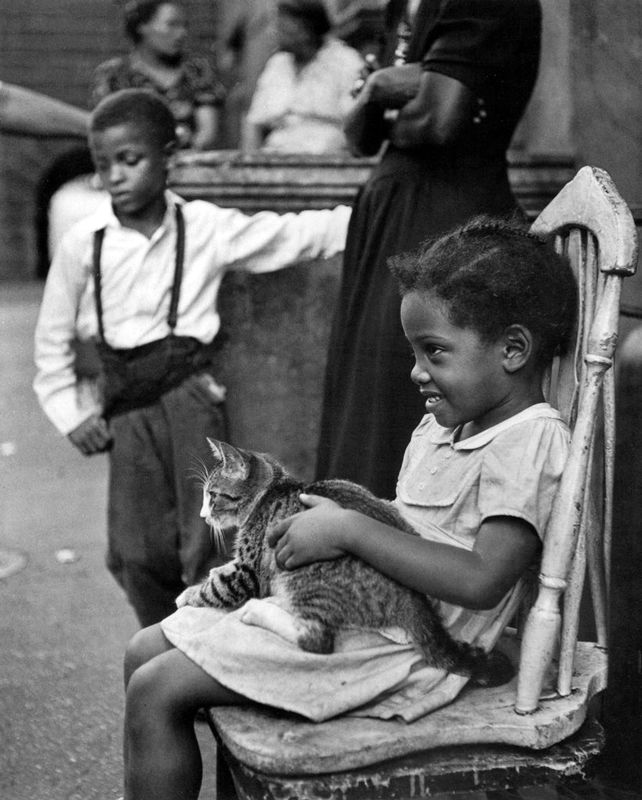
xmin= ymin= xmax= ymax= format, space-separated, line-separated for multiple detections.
xmin=401 ymin=291 xmax=527 ymax=437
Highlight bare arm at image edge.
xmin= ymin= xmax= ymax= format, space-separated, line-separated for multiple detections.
xmin=0 ymin=82 xmax=89 ymax=138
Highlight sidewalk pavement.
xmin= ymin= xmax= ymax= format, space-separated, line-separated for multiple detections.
xmin=0 ymin=282 xmax=217 ymax=800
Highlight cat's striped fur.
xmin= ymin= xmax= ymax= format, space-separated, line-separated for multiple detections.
xmin=176 ymin=439 xmax=512 ymax=685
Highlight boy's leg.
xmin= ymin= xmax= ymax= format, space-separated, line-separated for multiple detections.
xmin=162 ymin=375 xmax=232 ymax=585
xmin=107 ymin=407 xmax=186 ymax=626
xmin=124 ymin=646 xmax=246 ymax=800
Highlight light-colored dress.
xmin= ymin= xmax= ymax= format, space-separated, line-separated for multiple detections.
xmin=245 ymin=37 xmax=363 ymax=153
xmin=161 ymin=403 xmax=569 ymax=722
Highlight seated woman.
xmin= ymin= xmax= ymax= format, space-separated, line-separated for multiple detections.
xmin=242 ymin=0 xmax=364 ymax=154
xmin=44 ymin=0 xmax=225 ymax=263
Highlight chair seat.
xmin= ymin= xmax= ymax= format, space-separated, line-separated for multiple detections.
xmin=208 ymin=639 xmax=606 ymax=776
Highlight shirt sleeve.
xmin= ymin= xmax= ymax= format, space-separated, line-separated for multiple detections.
xmin=478 ymin=419 xmax=570 ymax=540
xmin=185 ymin=56 xmax=226 ymax=107
xmin=33 ymin=231 xmax=100 ymax=435
xmin=217 ymin=204 xmax=352 ymax=274
xmin=421 ymin=0 xmax=531 ymax=93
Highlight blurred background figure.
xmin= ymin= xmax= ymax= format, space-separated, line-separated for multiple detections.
xmin=241 ymin=0 xmax=363 ymax=153
xmin=0 ymin=81 xmax=89 ymax=138
xmin=44 ymin=0 xmax=225 ymax=263
xmin=92 ymin=0 xmax=225 ymax=151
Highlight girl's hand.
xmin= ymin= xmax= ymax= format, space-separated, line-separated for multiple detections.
xmin=267 ymin=494 xmax=348 ymax=570
xmin=67 ymin=414 xmax=112 ymax=456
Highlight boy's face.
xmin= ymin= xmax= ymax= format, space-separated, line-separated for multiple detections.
xmin=90 ymin=122 xmax=171 ymax=221
xmin=401 ymin=290 xmax=509 ymax=435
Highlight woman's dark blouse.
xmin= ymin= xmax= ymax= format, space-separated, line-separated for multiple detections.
xmin=315 ymin=0 xmax=542 ymax=499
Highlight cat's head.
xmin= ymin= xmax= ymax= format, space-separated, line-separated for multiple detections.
xmin=200 ymin=439 xmax=286 ymax=541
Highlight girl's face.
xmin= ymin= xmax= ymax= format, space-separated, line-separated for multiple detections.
xmin=90 ymin=122 xmax=171 ymax=224
xmin=138 ymin=3 xmax=187 ymax=59
xmin=401 ymin=291 xmax=512 ymax=436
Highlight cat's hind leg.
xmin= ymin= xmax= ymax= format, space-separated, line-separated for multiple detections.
xmin=240 ymin=598 xmax=334 ymax=654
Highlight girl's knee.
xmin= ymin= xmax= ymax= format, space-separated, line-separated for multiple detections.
xmin=124 ymin=623 xmax=172 ymax=687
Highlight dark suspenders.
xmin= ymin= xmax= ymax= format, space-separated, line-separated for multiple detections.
xmin=92 ymin=204 xmax=185 ymax=345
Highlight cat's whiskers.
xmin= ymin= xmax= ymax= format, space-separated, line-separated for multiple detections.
xmin=206 ymin=516 xmax=227 ymax=553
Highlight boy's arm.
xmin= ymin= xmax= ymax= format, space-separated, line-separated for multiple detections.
xmin=268 ymin=496 xmax=540 ymax=610
xmin=219 ymin=204 xmax=352 ymax=274
xmin=33 ymin=235 xmax=102 ymax=436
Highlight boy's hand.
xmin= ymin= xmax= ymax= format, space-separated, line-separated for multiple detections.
xmin=267 ymin=494 xmax=348 ymax=570
xmin=67 ymin=414 xmax=112 ymax=455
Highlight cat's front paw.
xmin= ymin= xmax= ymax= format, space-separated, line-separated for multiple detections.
xmin=175 ymin=584 xmax=206 ymax=608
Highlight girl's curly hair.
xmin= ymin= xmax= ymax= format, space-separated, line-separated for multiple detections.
xmin=389 ymin=215 xmax=578 ymax=366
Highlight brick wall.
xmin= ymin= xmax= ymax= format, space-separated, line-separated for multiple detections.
xmin=0 ymin=0 xmax=219 ymax=280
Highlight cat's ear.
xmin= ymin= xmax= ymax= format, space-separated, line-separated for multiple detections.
xmin=207 ymin=438 xmax=226 ymax=463
xmin=207 ymin=438 xmax=250 ymax=480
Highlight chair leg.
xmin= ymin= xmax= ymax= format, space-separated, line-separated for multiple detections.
xmin=215 ymin=748 xmax=238 ymax=800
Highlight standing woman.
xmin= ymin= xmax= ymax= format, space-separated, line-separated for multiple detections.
xmin=92 ymin=0 xmax=225 ymax=150
xmin=316 ymin=0 xmax=543 ymax=498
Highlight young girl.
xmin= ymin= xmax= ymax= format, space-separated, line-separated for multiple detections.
xmin=121 ymin=217 xmax=577 ymax=800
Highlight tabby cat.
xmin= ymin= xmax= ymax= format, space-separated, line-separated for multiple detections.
xmin=177 ymin=439 xmax=512 ymax=685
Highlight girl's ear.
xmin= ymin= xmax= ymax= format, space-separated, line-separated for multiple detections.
xmin=501 ymin=324 xmax=534 ymax=373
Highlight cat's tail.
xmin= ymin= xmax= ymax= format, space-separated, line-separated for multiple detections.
xmin=419 ymin=614 xmax=514 ymax=688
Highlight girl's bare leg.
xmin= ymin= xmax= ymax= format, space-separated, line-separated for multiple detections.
xmin=124 ymin=623 xmax=175 ymax=688
xmin=123 ymin=642 xmax=245 ymax=800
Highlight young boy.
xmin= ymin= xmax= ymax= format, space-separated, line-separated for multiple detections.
xmin=33 ymin=88 xmax=351 ymax=627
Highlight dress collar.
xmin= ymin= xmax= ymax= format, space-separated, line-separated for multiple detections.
xmin=427 ymin=403 xmax=562 ymax=451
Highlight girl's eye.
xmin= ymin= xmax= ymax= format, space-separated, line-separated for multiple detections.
xmin=123 ymin=154 xmax=141 ymax=166
xmin=425 ymin=344 xmax=443 ymax=357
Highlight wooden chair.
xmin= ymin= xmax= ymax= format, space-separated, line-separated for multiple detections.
xmin=206 ymin=166 xmax=639 ymax=799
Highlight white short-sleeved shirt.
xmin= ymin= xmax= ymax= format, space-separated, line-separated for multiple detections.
xmin=394 ymin=402 xmax=570 ymax=647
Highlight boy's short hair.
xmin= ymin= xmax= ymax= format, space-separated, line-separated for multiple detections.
xmin=90 ymin=88 xmax=176 ymax=149
xmin=390 ymin=215 xmax=578 ymax=366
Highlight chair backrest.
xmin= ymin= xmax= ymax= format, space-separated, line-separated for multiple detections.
xmin=515 ymin=166 xmax=638 ymax=714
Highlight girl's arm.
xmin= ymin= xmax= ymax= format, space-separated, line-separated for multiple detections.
xmin=267 ymin=495 xmax=540 ymax=610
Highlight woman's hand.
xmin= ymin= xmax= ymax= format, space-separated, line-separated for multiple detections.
xmin=267 ymin=494 xmax=349 ymax=569
xmin=365 ymin=63 xmax=423 ymax=109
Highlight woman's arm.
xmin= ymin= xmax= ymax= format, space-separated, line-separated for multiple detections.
xmin=191 ymin=105 xmax=219 ymax=150
xmin=240 ymin=117 xmax=267 ymax=152
xmin=343 ymin=64 xmax=424 ymax=156
xmin=390 ymin=69 xmax=476 ymax=149
xmin=268 ymin=495 xmax=540 ymax=610
xmin=344 ymin=65 xmax=476 ymax=155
